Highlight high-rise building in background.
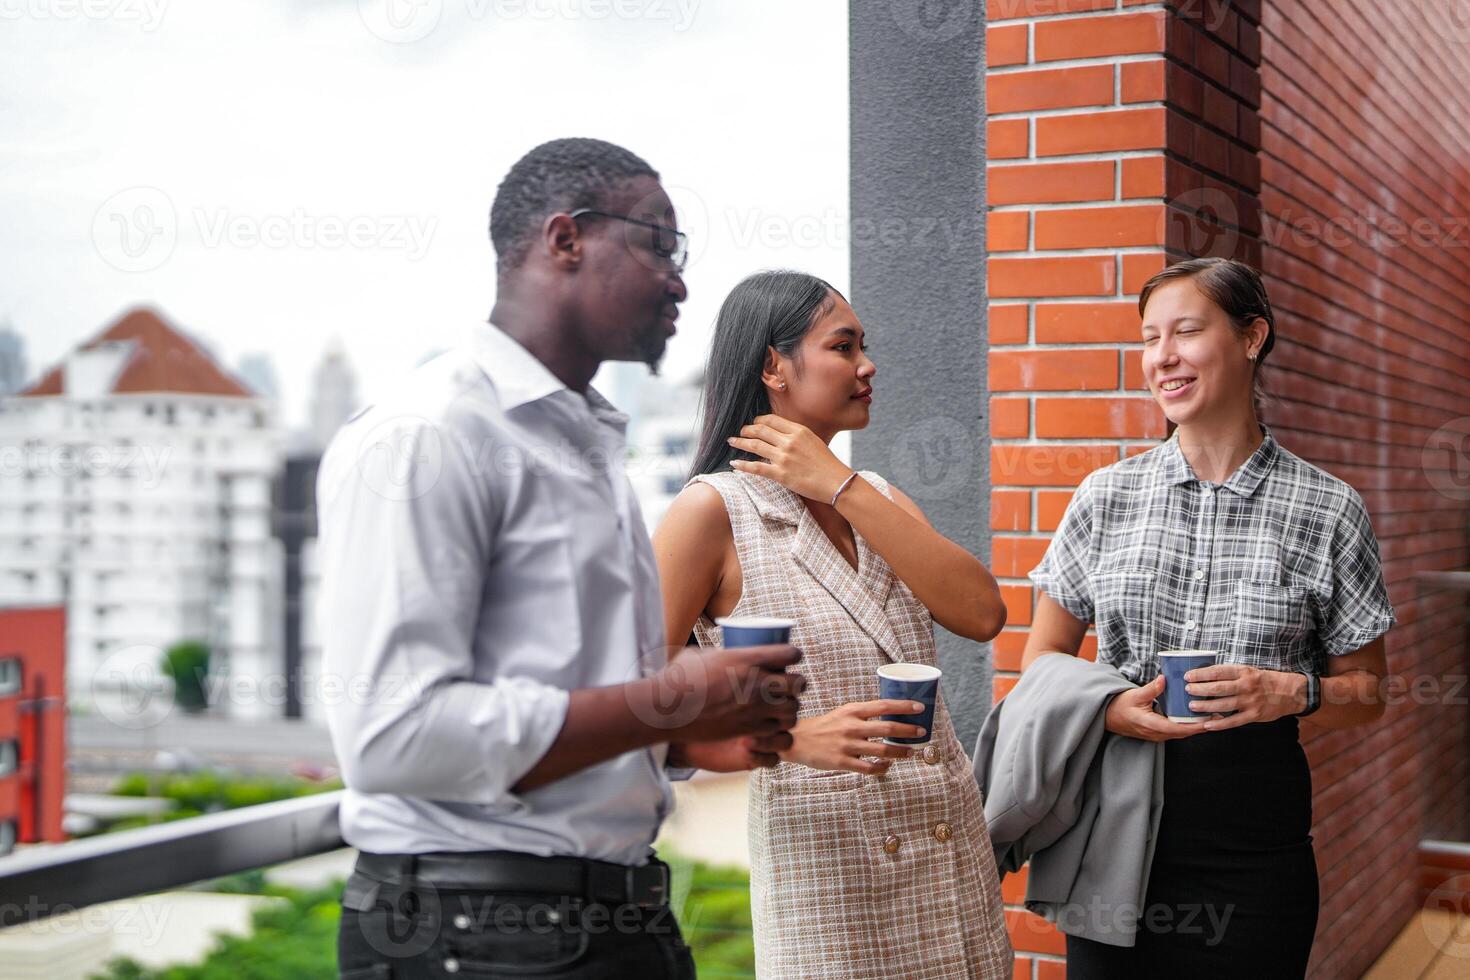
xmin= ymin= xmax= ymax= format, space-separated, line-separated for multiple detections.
xmin=0 ymin=322 xmax=27 ymax=396
xmin=307 ymin=341 xmax=358 ymax=451
xmin=0 ymin=308 xmax=284 ymax=718
xmin=236 ymin=352 xmax=281 ymax=403
xmin=622 ymin=370 xmax=702 ymax=532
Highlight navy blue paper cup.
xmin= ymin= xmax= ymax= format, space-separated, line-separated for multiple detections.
xmin=716 ymin=616 xmax=795 ymax=648
xmin=1158 ymin=650 xmax=1219 ymax=722
xmin=877 ymin=663 xmax=940 ymax=745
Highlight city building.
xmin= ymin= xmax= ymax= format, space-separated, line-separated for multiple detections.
xmin=271 ymin=451 xmax=319 ymax=722
xmin=0 ymin=323 xmax=26 ymax=397
xmin=306 ymin=341 xmax=358 ymax=452
xmin=0 ymin=606 xmax=66 ymax=856
xmin=235 ymin=353 xmax=280 ymax=404
xmin=619 ymin=371 xmax=702 ymax=532
xmin=0 ymin=309 xmax=284 ymax=719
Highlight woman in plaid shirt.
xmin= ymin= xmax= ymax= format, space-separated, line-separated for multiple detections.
xmin=1025 ymin=257 xmax=1396 ymax=978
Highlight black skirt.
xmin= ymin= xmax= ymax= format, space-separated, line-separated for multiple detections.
xmin=1065 ymin=717 xmax=1320 ymax=979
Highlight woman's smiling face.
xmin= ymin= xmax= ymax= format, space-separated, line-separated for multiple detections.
xmin=1141 ymin=278 xmax=1261 ymax=427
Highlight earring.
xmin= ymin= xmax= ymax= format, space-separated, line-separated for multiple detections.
xmin=778 ymin=381 xmax=787 ymax=390
xmin=1247 ymin=351 xmax=1258 ymax=361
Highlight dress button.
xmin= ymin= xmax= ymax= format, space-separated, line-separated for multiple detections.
xmin=443 ymin=958 xmax=461 ymax=974
xmin=1185 ymin=620 xmax=1197 ymax=630
xmin=453 ymin=914 xmax=471 ymax=930
xmin=1193 ymin=569 xmax=1206 ymax=581
xmin=882 ymin=834 xmax=901 ymax=855
xmin=922 ymin=744 xmax=941 ymax=765
xmin=934 ymin=822 xmax=953 ymax=843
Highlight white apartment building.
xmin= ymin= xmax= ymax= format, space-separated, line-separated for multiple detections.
xmin=0 ymin=309 xmax=285 ymax=719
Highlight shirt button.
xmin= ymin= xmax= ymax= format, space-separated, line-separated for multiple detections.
xmin=1185 ymin=620 xmax=1197 ymax=630
xmin=443 ymin=958 xmax=461 ymax=974
xmin=1193 ymin=569 xmax=1206 ymax=581
xmin=453 ymin=914 xmax=471 ymax=930
xmin=882 ymin=834 xmax=901 ymax=855
xmin=934 ymin=822 xmax=953 ymax=843
xmin=922 ymin=745 xmax=941 ymax=765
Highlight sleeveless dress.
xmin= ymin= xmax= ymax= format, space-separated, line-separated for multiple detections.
xmin=689 ymin=469 xmax=1013 ymax=980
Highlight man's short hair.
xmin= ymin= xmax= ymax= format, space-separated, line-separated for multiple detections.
xmin=490 ymin=138 xmax=659 ymax=276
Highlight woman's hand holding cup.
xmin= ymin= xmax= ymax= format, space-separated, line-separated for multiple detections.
xmin=782 ymin=699 xmax=927 ymax=775
xmin=1104 ymin=675 xmax=1207 ymax=742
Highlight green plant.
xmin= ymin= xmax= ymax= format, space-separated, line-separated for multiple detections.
xmin=91 ymin=771 xmax=342 ymax=836
xmin=88 ymin=854 xmax=755 ymax=979
xmin=667 ymin=854 xmax=756 ymax=976
xmin=159 ymin=641 xmax=210 ymax=712
xmin=91 ymin=880 xmax=345 ymax=980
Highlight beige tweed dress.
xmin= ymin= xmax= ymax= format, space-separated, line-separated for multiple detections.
xmin=689 ymin=470 xmax=1013 ymax=980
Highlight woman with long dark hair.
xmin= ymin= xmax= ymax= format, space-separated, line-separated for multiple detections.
xmin=1024 ymin=257 xmax=1395 ymax=976
xmin=653 ymin=270 xmax=1013 ymax=978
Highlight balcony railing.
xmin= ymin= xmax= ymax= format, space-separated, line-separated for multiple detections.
xmin=0 ymin=790 xmax=343 ymax=926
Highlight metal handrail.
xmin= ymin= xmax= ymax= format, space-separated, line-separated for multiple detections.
xmin=0 ymin=790 xmax=343 ymax=927
xmin=1421 ymin=839 xmax=1470 ymax=863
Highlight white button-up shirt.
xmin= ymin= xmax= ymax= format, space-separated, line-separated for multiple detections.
xmin=316 ymin=322 xmax=674 ymax=865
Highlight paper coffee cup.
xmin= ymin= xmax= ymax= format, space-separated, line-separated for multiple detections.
xmin=716 ymin=616 xmax=795 ymax=648
xmin=1158 ymin=650 xmax=1219 ymax=722
xmin=876 ymin=663 xmax=940 ymax=745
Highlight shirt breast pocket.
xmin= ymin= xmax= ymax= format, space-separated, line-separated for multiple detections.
xmin=1230 ymin=579 xmax=1311 ymax=666
xmin=1093 ymin=570 xmax=1156 ymax=667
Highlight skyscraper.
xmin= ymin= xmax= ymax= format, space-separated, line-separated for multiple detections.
xmin=307 ymin=340 xmax=358 ymax=451
xmin=0 ymin=322 xmax=27 ymax=396
xmin=236 ymin=352 xmax=281 ymax=403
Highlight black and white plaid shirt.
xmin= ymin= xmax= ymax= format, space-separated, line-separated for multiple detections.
xmin=1030 ymin=427 xmax=1396 ymax=684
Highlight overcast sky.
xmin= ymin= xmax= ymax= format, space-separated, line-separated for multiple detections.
xmin=0 ymin=0 xmax=849 ymax=429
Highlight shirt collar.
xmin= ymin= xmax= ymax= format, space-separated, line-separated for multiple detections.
xmin=1160 ymin=426 xmax=1279 ymax=497
xmin=470 ymin=321 xmax=628 ymax=434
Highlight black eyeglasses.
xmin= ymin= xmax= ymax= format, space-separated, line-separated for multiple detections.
xmin=568 ymin=208 xmax=689 ymax=272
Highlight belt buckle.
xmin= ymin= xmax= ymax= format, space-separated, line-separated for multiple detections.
xmin=633 ymin=863 xmax=669 ymax=908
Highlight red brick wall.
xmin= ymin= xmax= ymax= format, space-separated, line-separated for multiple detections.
xmin=1256 ymin=2 xmax=1470 ymax=977
xmin=981 ymin=0 xmax=1469 ymax=974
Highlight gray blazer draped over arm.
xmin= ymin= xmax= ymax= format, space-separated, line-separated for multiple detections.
xmin=973 ymin=653 xmax=1165 ymax=947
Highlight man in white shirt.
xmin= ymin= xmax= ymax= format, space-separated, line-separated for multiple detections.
xmin=322 ymin=138 xmax=803 ymax=979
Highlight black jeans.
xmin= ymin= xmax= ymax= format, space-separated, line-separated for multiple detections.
xmin=338 ymin=883 xmax=697 ymax=979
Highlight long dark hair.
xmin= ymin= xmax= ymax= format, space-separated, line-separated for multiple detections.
xmin=689 ymin=270 xmax=841 ymax=478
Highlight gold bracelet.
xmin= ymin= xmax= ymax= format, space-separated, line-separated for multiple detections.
xmin=830 ymin=471 xmax=859 ymax=507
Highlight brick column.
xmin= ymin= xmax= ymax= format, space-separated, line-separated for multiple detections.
xmin=984 ymin=1 xmax=1263 ymax=974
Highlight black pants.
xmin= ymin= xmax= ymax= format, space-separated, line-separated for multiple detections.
xmin=337 ymin=864 xmax=696 ymax=979
xmin=1066 ymin=717 xmax=1319 ymax=979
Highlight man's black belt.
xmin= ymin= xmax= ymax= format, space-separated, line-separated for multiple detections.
xmin=342 ymin=850 xmax=672 ymax=912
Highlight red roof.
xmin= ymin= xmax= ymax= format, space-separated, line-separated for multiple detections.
xmin=22 ymin=308 xmax=251 ymax=398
